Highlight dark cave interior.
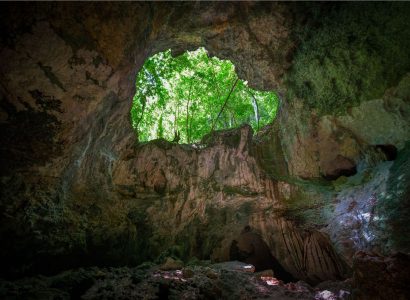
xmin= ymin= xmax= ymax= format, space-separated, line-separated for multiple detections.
xmin=0 ymin=2 xmax=409 ymax=299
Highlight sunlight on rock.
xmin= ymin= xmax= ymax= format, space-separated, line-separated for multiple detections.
xmin=315 ymin=290 xmax=337 ymax=300
xmin=260 ymin=276 xmax=280 ymax=286
xmin=153 ymin=270 xmax=187 ymax=282
xmin=243 ymin=265 xmax=255 ymax=272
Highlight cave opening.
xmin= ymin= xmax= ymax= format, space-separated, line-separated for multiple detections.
xmin=229 ymin=226 xmax=296 ymax=283
xmin=130 ymin=47 xmax=279 ymax=144
xmin=1 ymin=1 xmax=410 ymax=299
xmin=376 ymin=144 xmax=398 ymax=161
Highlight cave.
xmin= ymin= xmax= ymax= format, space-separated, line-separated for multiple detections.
xmin=375 ymin=144 xmax=398 ymax=161
xmin=1 ymin=2 xmax=410 ymax=299
xmin=229 ymin=225 xmax=295 ymax=283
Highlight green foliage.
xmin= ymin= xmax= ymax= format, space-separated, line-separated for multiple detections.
xmin=286 ymin=3 xmax=410 ymax=115
xmin=131 ymin=48 xmax=279 ymax=143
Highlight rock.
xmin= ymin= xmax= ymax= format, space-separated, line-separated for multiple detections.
xmin=352 ymin=251 xmax=410 ymax=300
xmin=0 ymin=4 xmax=409 ymax=296
xmin=205 ymin=268 xmax=219 ymax=279
xmin=338 ymin=96 xmax=410 ymax=150
xmin=260 ymin=276 xmax=281 ymax=287
xmin=296 ymin=280 xmax=313 ymax=292
xmin=314 ymin=290 xmax=337 ymax=300
xmin=182 ymin=267 xmax=194 ymax=279
xmin=229 ymin=227 xmax=294 ymax=281
xmin=212 ymin=261 xmax=255 ymax=273
xmin=0 ymin=264 xmax=321 ymax=299
xmin=255 ymin=269 xmax=274 ymax=278
xmin=314 ymin=280 xmax=351 ymax=300
xmin=0 ymin=3 xmax=305 ymax=280
xmin=94 ymin=270 xmax=106 ymax=279
xmin=159 ymin=257 xmax=184 ymax=271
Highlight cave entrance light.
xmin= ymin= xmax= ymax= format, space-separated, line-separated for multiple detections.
xmin=130 ymin=47 xmax=279 ymax=144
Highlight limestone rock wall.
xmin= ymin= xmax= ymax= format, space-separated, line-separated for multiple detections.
xmin=0 ymin=2 xmax=409 ymax=289
xmin=269 ymin=75 xmax=410 ymax=266
xmin=110 ymin=125 xmax=348 ymax=284
xmin=0 ymin=2 xmax=297 ymax=277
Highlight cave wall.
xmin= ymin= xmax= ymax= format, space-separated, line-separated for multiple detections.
xmin=1 ymin=1 xmax=409 ymax=286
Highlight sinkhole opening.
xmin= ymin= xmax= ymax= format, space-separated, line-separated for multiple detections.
xmin=130 ymin=47 xmax=279 ymax=144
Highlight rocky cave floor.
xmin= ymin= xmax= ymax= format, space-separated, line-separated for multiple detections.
xmin=0 ymin=260 xmax=351 ymax=300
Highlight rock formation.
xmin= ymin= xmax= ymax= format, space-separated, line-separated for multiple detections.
xmin=0 ymin=2 xmax=409 ymax=299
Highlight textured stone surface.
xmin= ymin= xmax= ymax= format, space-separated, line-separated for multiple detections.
xmin=274 ymin=74 xmax=410 ymax=180
xmin=160 ymin=257 xmax=184 ymax=271
xmin=110 ymin=125 xmax=348 ymax=284
xmin=0 ymin=263 xmax=352 ymax=300
xmin=338 ymin=75 xmax=410 ymax=150
xmin=0 ymin=3 xmax=409 ymax=299
xmin=352 ymin=251 xmax=410 ymax=300
xmin=0 ymin=2 xmax=294 ymax=277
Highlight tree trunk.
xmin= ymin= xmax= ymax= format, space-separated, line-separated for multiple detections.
xmin=211 ymin=77 xmax=239 ymax=132
xmin=249 ymin=91 xmax=260 ymax=131
xmin=136 ymin=97 xmax=147 ymax=137
xmin=186 ymin=79 xmax=194 ymax=143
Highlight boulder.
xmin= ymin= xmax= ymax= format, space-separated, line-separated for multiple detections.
xmin=159 ymin=257 xmax=184 ymax=271
xmin=353 ymin=251 xmax=410 ymax=300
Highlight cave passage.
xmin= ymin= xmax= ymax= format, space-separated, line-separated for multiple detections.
xmin=229 ymin=226 xmax=296 ymax=283
xmin=376 ymin=144 xmax=398 ymax=161
xmin=130 ymin=48 xmax=279 ymax=144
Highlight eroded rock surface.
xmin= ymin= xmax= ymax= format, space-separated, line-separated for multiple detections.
xmin=111 ymin=125 xmax=348 ymax=284
xmin=352 ymin=251 xmax=410 ymax=300
xmin=0 ymin=3 xmax=409 ymax=300
xmin=0 ymin=262 xmax=352 ymax=300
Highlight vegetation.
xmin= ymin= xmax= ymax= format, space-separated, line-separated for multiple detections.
xmin=286 ymin=3 xmax=410 ymax=115
xmin=131 ymin=48 xmax=279 ymax=144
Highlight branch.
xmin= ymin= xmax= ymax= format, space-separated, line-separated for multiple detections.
xmin=211 ymin=76 xmax=239 ymax=132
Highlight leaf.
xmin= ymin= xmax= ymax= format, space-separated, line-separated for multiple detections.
xmin=131 ymin=47 xmax=279 ymax=143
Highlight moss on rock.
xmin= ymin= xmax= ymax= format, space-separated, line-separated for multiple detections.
xmin=287 ymin=3 xmax=410 ymax=115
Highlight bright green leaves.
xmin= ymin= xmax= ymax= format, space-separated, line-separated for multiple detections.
xmin=131 ymin=48 xmax=278 ymax=144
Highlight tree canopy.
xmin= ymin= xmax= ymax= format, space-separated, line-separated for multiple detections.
xmin=131 ymin=48 xmax=279 ymax=144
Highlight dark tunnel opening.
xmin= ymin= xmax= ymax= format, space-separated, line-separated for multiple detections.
xmin=229 ymin=226 xmax=296 ymax=283
xmin=376 ymin=144 xmax=398 ymax=161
